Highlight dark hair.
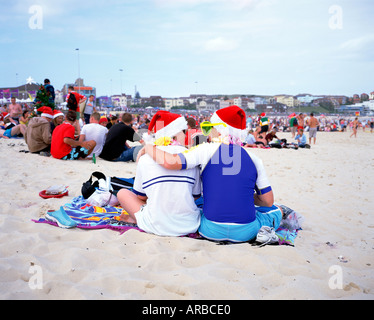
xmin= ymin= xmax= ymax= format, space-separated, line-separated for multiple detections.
xmin=44 ymin=79 xmax=50 ymax=84
xmin=310 ymin=113 xmax=314 ymax=116
xmin=122 ymin=113 xmax=133 ymax=124
xmin=187 ymin=117 xmax=197 ymax=128
xmin=68 ymin=85 xmax=74 ymax=90
xmin=66 ymin=110 xmax=77 ymax=122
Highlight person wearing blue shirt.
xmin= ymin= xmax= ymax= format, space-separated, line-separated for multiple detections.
xmin=295 ymin=128 xmax=307 ymax=147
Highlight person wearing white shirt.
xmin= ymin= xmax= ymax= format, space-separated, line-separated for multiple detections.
xmin=117 ymin=111 xmax=202 ymax=237
xmin=79 ymin=112 xmax=108 ymax=158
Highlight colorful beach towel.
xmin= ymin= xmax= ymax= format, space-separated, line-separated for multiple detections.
xmin=33 ymin=195 xmax=302 ymax=245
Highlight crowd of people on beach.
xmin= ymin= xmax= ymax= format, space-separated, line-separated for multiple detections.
xmin=1 ymin=96 xmax=373 ymax=156
xmin=1 ymin=80 xmax=373 ymax=243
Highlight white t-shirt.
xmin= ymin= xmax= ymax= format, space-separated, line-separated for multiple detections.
xmin=134 ymin=145 xmax=202 ymax=237
xmin=80 ymin=123 xmax=108 ymax=158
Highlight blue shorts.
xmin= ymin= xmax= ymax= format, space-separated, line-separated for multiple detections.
xmin=3 ymin=128 xmax=14 ymax=138
xmin=198 ymin=205 xmax=282 ymax=243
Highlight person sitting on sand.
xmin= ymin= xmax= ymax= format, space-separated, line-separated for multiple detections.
xmin=0 ymin=113 xmax=26 ymax=138
xmin=138 ymin=105 xmax=282 ymax=243
xmin=295 ymin=128 xmax=307 ymax=148
xmin=117 ymin=111 xmax=202 ymax=237
xmin=51 ymin=110 xmax=96 ymax=160
xmin=24 ymin=107 xmax=53 ymax=154
xmin=99 ymin=113 xmax=143 ymax=162
xmin=79 ymin=112 xmax=108 ymax=159
xmin=50 ymin=109 xmax=65 ymax=134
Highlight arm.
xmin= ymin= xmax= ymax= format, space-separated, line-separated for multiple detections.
xmin=78 ymin=134 xmax=85 ymax=142
xmin=144 ymin=144 xmax=182 ymax=170
xmin=64 ymin=137 xmax=84 ymax=148
xmin=254 ymin=190 xmax=274 ymax=207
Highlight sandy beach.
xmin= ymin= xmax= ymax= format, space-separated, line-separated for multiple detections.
xmin=0 ymin=130 xmax=373 ymax=300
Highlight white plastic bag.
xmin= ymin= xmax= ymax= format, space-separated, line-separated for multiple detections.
xmin=87 ymin=177 xmax=119 ymax=207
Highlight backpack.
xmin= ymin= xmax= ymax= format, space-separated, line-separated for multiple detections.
xmin=67 ymin=93 xmax=78 ymax=111
xmin=293 ymin=117 xmax=298 ymax=126
xmin=81 ymin=171 xmax=134 ymax=199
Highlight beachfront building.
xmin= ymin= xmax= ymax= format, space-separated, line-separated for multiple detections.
xmin=197 ymin=100 xmax=219 ymax=112
xmin=296 ymin=94 xmax=323 ymax=105
xmin=0 ymin=83 xmax=40 ymax=102
xmin=338 ymin=100 xmax=374 ymax=115
xmin=275 ymin=95 xmax=300 ymax=108
xmin=164 ymin=98 xmax=185 ymax=111
xmin=141 ymin=96 xmax=164 ymax=109
xmin=111 ymin=94 xmax=127 ymax=109
xmin=369 ymin=92 xmax=374 ymax=100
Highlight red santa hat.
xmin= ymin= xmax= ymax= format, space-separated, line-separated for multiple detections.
xmin=53 ymin=109 xmax=64 ymax=119
xmin=37 ymin=106 xmax=53 ymax=119
xmin=147 ymin=110 xmax=187 ymax=140
xmin=1 ymin=112 xmax=10 ymax=121
xmin=209 ymin=105 xmax=247 ymax=140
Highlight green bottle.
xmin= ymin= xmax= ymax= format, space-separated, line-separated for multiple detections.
xmin=92 ymin=153 xmax=96 ymax=164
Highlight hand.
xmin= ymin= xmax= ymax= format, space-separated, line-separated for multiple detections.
xmin=136 ymin=146 xmax=146 ymax=162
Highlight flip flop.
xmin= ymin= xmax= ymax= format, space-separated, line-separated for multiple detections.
xmin=39 ymin=189 xmax=69 ymax=199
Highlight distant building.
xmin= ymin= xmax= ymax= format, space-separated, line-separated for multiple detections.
xmin=275 ymin=95 xmax=300 ymax=108
xmin=62 ymin=78 xmax=96 ymax=100
xmin=141 ymin=96 xmax=164 ymax=108
xmin=0 ymin=83 xmax=40 ymax=100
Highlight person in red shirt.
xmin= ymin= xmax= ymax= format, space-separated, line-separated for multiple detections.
xmin=51 ymin=110 xmax=95 ymax=160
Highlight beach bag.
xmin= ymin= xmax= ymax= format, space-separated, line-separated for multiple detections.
xmin=67 ymin=93 xmax=78 ymax=111
xmin=81 ymin=171 xmax=106 ymax=199
xmin=81 ymin=172 xmax=134 ymax=199
xmin=86 ymin=177 xmax=119 ymax=207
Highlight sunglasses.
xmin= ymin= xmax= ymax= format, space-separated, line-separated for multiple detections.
xmin=200 ymin=121 xmax=227 ymax=136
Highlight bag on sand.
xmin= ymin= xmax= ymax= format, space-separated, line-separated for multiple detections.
xmin=87 ymin=177 xmax=119 ymax=207
xmin=81 ymin=172 xmax=134 ymax=207
xmin=81 ymin=171 xmax=106 ymax=199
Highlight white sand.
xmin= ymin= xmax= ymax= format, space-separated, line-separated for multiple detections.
xmin=0 ymin=131 xmax=373 ymax=300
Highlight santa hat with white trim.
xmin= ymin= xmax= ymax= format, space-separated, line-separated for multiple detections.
xmin=209 ymin=105 xmax=247 ymax=140
xmin=53 ymin=109 xmax=64 ymax=119
xmin=37 ymin=106 xmax=54 ymax=119
xmin=145 ymin=110 xmax=187 ymax=141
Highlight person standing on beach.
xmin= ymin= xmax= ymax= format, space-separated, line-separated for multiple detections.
xmin=350 ymin=117 xmax=359 ymax=138
xmin=44 ymin=79 xmax=55 ymax=103
xmin=117 ymin=111 xmax=202 ymax=237
xmin=306 ymin=113 xmax=319 ymax=144
xmin=8 ymin=97 xmax=23 ymax=124
xmin=137 ymin=106 xmax=282 ymax=243
xmin=83 ymin=95 xmax=96 ymax=125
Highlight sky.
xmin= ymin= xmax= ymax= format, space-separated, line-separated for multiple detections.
xmin=0 ymin=0 xmax=373 ymax=98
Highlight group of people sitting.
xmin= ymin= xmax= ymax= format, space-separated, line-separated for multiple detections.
xmin=112 ymin=106 xmax=284 ymax=243
xmin=2 ymin=103 xmax=291 ymax=243
xmin=243 ymin=113 xmax=311 ymax=149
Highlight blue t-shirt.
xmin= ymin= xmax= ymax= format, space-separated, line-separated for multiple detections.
xmin=179 ymin=143 xmax=272 ymax=224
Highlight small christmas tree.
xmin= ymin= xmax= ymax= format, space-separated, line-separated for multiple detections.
xmin=33 ymin=84 xmax=55 ymax=115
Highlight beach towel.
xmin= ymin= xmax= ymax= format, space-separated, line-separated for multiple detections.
xmin=33 ymin=195 xmax=302 ymax=245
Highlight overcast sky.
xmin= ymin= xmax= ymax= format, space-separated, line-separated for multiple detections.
xmin=1 ymin=0 xmax=373 ymax=98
